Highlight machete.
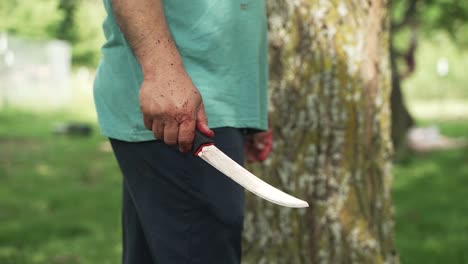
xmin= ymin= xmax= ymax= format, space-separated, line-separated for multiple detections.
xmin=192 ymin=130 xmax=309 ymax=208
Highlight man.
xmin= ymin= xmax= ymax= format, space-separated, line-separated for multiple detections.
xmin=94 ymin=0 xmax=271 ymax=263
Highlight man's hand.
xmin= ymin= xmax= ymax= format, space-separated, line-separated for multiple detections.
xmin=244 ymin=128 xmax=273 ymax=163
xmin=139 ymin=63 xmax=213 ymax=152
xmin=111 ymin=0 xmax=214 ymax=152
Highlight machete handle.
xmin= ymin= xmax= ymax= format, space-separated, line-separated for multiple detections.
xmin=192 ymin=130 xmax=214 ymax=156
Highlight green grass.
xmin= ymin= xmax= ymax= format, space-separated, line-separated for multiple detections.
xmin=393 ymin=36 xmax=468 ymax=264
xmin=1 ymin=110 xmax=467 ymax=263
xmin=393 ymin=120 xmax=468 ymax=264
xmin=0 ymin=109 xmax=121 ymax=264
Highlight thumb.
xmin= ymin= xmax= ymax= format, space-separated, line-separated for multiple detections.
xmin=196 ymin=103 xmax=214 ymax=137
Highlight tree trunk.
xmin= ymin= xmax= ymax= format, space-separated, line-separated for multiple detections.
xmin=389 ymin=39 xmax=414 ymax=155
xmin=243 ymin=1 xmax=398 ymax=263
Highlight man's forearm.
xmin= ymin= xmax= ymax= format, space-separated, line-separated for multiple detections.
xmin=111 ymin=0 xmax=183 ymax=79
xmin=111 ymin=0 xmax=213 ymax=150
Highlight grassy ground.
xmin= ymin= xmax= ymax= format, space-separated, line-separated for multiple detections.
xmin=392 ymin=34 xmax=468 ymax=263
xmin=0 ymin=110 xmax=121 ymax=264
xmin=393 ymin=120 xmax=468 ymax=264
xmin=0 ymin=109 xmax=467 ymax=263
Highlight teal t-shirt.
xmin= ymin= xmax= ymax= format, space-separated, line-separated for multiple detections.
xmin=94 ymin=0 xmax=268 ymax=141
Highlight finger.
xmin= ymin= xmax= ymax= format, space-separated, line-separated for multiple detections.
xmin=152 ymin=119 xmax=164 ymax=140
xmin=196 ymin=103 xmax=214 ymax=137
xmin=257 ymin=131 xmax=273 ymax=161
xmin=254 ymin=139 xmax=266 ymax=150
xmin=143 ymin=115 xmax=152 ymax=131
xmin=253 ymin=132 xmax=268 ymax=150
xmin=246 ymin=131 xmax=273 ymax=162
xmin=178 ymin=120 xmax=196 ymax=153
xmin=255 ymin=130 xmax=272 ymax=146
xmin=257 ymin=142 xmax=272 ymax=161
xmin=163 ymin=120 xmax=179 ymax=146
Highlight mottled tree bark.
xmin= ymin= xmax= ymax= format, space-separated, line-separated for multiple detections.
xmin=243 ymin=1 xmax=398 ymax=263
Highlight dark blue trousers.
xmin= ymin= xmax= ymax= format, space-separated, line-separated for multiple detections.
xmin=110 ymin=128 xmax=245 ymax=264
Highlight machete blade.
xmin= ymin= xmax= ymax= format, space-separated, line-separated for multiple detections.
xmin=197 ymin=145 xmax=309 ymax=208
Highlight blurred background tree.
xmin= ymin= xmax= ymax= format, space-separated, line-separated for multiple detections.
xmin=390 ymin=0 xmax=468 ymax=152
xmin=0 ymin=0 xmax=62 ymax=39
xmin=0 ymin=0 xmax=104 ymax=67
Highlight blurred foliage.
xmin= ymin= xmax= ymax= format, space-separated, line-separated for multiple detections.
xmin=389 ymin=0 xmax=468 ymax=121
xmin=404 ymin=33 xmax=468 ymax=101
xmin=420 ymin=0 xmax=468 ymax=38
xmin=1 ymin=0 xmax=467 ymax=67
xmin=0 ymin=0 xmax=62 ymax=38
xmin=0 ymin=0 xmax=105 ymax=67
xmin=392 ymin=0 xmax=468 ymax=45
xmin=56 ymin=0 xmax=79 ymax=42
xmin=70 ymin=1 xmax=105 ymax=66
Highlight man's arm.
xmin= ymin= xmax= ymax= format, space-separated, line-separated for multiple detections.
xmin=111 ymin=0 xmax=213 ymax=152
